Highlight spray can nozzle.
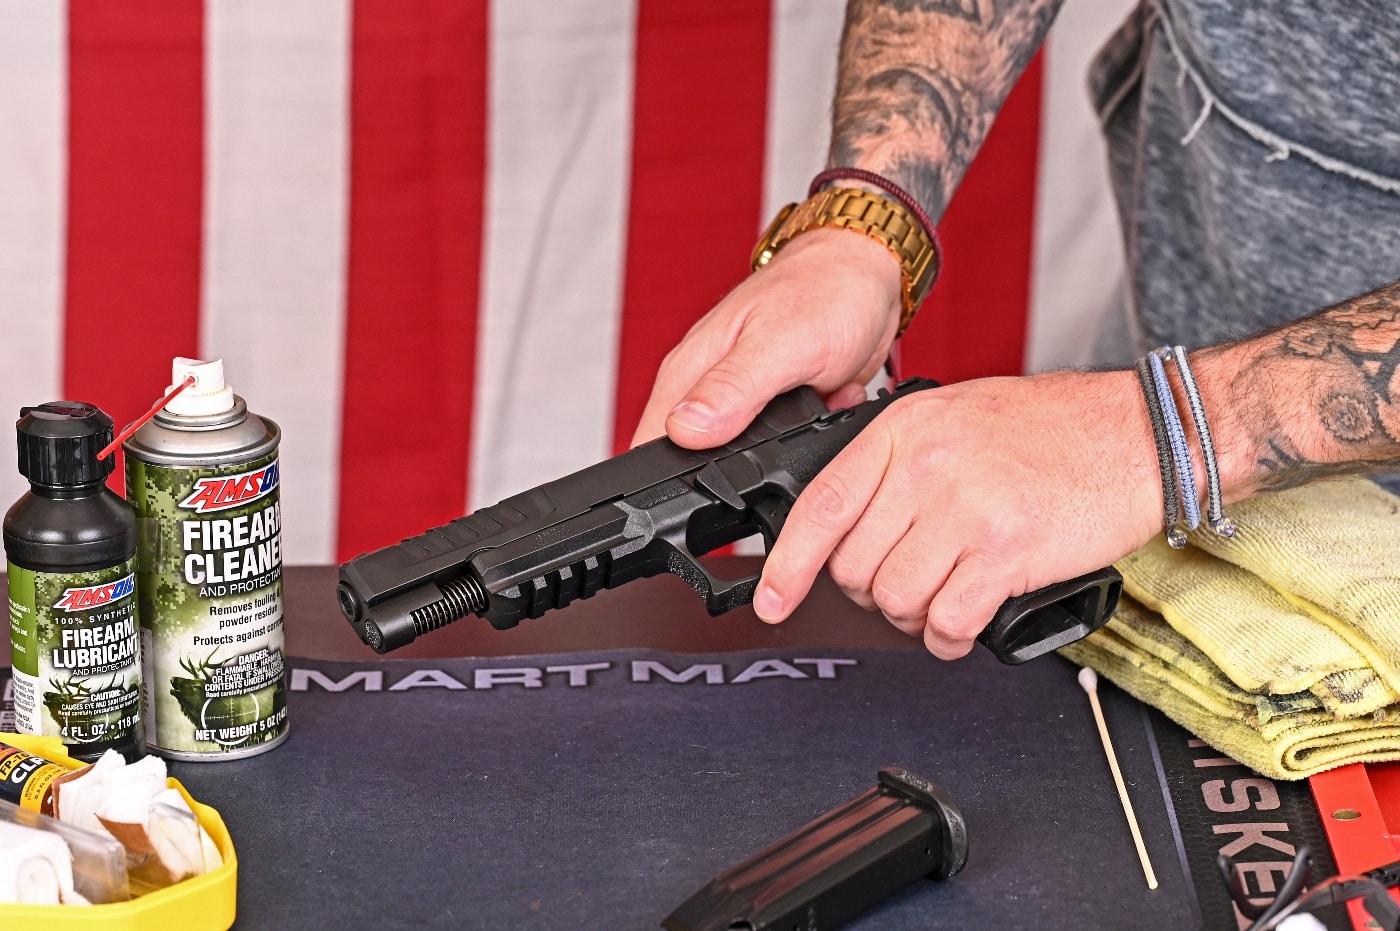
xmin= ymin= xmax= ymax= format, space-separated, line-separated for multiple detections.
xmin=163 ymin=358 xmax=236 ymax=417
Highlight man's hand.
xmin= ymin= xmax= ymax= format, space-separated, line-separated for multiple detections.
xmin=749 ymin=370 xmax=1164 ymax=659
xmin=631 ymin=229 xmax=904 ymax=449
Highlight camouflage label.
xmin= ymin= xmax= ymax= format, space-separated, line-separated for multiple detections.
xmin=127 ymin=452 xmax=287 ymax=758
xmin=6 ymin=559 xmax=143 ymax=754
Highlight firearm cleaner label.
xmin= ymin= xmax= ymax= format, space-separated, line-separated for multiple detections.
xmin=7 ymin=560 xmax=143 ymax=750
xmin=127 ymin=453 xmax=287 ymax=756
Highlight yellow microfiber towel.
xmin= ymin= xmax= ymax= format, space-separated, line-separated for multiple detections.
xmin=1059 ymin=599 xmax=1400 ymax=780
xmin=1187 ymin=479 xmax=1400 ymax=690
xmin=1118 ymin=535 xmax=1396 ymax=718
xmin=1060 ymin=478 xmax=1400 ymax=780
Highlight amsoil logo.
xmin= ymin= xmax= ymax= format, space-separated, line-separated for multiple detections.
xmin=54 ymin=574 xmax=135 ymax=611
xmin=178 ymin=462 xmax=280 ymax=514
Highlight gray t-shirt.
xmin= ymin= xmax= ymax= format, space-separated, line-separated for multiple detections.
xmin=1089 ymin=0 xmax=1400 ymax=488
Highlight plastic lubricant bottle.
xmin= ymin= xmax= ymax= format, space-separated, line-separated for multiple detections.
xmin=0 ymin=741 xmax=69 ymax=814
xmin=4 ymin=402 xmax=144 ymax=763
xmin=123 ymin=358 xmax=287 ymax=761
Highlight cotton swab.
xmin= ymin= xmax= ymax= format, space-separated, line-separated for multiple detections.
xmin=1078 ymin=666 xmax=1158 ymax=890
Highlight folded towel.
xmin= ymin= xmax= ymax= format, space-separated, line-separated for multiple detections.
xmin=1188 ymin=479 xmax=1400 ymax=692
xmin=1118 ymin=535 xmax=1396 ymax=718
xmin=1060 ymin=598 xmax=1400 ymax=780
xmin=1060 ymin=478 xmax=1400 ymax=780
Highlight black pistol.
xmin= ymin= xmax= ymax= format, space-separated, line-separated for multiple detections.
xmin=336 ymin=377 xmax=1121 ymax=663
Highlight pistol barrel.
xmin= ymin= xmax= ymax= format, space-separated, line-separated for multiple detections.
xmin=338 ymin=572 xmax=487 ymax=653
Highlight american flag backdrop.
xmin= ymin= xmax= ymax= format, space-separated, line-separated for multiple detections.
xmin=0 ymin=0 xmax=1134 ymax=566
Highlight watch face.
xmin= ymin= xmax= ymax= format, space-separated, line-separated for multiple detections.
xmin=751 ymin=202 xmax=798 ymax=270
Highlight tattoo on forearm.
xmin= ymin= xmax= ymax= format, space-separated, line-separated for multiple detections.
xmin=1231 ymin=281 xmax=1400 ymax=490
xmin=829 ymin=0 xmax=1063 ymax=219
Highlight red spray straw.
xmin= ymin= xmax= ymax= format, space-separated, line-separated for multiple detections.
xmin=97 ymin=375 xmax=197 ymax=461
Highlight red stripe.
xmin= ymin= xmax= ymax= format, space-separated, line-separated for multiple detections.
xmin=64 ymin=1 xmax=205 ymax=488
xmin=611 ymin=2 xmax=773 ymax=453
xmin=901 ymin=52 xmax=1045 ymax=384
xmin=337 ymin=0 xmax=488 ymax=559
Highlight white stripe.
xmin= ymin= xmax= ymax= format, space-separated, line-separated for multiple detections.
xmin=738 ymin=0 xmax=846 ymax=557
xmin=202 ymin=0 xmax=350 ymax=564
xmin=0 ymin=3 xmax=65 ymax=519
xmin=1025 ymin=0 xmax=1137 ymax=373
xmin=471 ymin=0 xmax=638 ymax=509
xmin=764 ymin=0 xmax=844 ymax=224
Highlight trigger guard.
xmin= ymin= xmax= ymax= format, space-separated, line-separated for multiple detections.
xmin=664 ymin=548 xmax=762 ymax=616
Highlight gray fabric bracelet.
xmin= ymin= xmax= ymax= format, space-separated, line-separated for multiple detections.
xmin=1148 ymin=349 xmax=1202 ymax=531
xmin=1135 ymin=357 xmax=1188 ymax=548
xmin=1169 ymin=345 xmax=1236 ymax=537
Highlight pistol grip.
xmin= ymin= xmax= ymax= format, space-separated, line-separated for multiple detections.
xmin=977 ymin=566 xmax=1123 ymax=665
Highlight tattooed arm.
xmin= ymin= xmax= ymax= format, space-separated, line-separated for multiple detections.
xmin=631 ymin=0 xmax=1062 ymax=448
xmin=1197 ymin=280 xmax=1400 ymax=497
xmin=830 ymin=0 xmax=1064 ymax=222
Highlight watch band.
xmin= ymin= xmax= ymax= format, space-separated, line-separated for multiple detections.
xmin=750 ymin=186 xmax=939 ymax=336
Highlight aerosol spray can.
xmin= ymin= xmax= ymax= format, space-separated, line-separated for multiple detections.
xmin=123 ymin=358 xmax=287 ymax=760
xmin=4 ymin=402 xmax=144 ymax=763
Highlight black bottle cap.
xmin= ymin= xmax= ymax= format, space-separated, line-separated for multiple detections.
xmin=16 ymin=401 xmax=116 ymax=487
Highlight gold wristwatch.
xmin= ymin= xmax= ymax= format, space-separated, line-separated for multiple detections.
xmin=750 ymin=186 xmax=939 ymax=336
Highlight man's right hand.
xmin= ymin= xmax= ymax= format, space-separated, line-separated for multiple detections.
xmin=630 ymin=228 xmax=906 ymax=449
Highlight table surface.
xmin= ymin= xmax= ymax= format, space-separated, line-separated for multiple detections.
xmin=2 ymin=562 xmax=1345 ymax=930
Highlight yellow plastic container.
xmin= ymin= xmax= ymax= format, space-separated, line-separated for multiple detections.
xmin=0 ymin=733 xmax=237 ymax=930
